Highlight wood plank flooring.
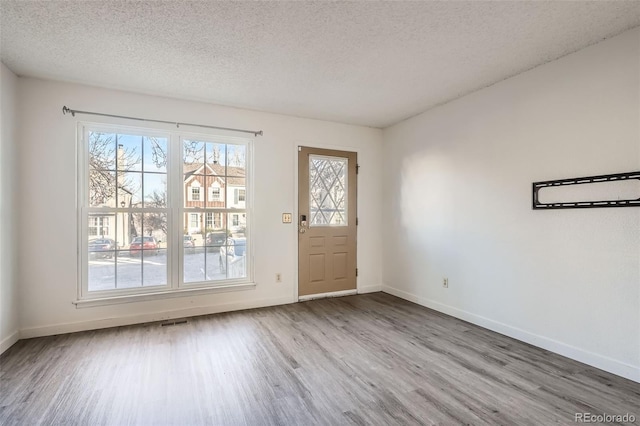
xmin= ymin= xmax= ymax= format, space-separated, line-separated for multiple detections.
xmin=1 ymin=293 xmax=638 ymax=425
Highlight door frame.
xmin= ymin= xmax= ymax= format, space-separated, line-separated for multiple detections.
xmin=293 ymin=142 xmax=361 ymax=302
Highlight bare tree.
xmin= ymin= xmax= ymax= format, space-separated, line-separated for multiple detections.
xmin=89 ymin=133 xmax=172 ymax=206
xmin=228 ymin=146 xmax=245 ymax=167
xmin=144 ymin=190 xmax=168 ymax=235
xmin=183 ymin=140 xmax=205 ymax=166
xmin=148 ymin=136 xmax=167 ymax=170
xmin=209 ymin=144 xmax=221 ymax=164
xmin=88 ymin=133 xmax=141 ymax=206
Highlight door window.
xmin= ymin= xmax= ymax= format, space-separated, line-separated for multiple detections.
xmin=309 ymin=155 xmax=348 ymax=226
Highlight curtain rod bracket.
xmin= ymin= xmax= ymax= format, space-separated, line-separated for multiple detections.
xmin=62 ymin=106 xmax=75 ymax=117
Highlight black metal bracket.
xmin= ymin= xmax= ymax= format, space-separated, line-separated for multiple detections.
xmin=532 ymin=171 xmax=640 ymax=210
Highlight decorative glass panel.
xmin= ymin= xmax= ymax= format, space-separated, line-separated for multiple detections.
xmin=309 ymin=155 xmax=347 ymax=226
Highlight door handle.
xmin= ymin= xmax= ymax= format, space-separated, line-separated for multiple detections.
xmin=299 ymin=214 xmax=308 ymax=233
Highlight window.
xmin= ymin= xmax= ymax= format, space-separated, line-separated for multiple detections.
xmin=309 ymin=155 xmax=347 ymax=226
xmin=183 ymin=140 xmax=248 ymax=283
xmin=88 ymin=216 xmax=110 ymax=236
xmin=204 ymin=212 xmax=224 ymax=231
xmin=233 ymin=188 xmax=246 ymax=204
xmin=188 ymin=181 xmax=201 ymax=202
xmin=80 ymin=124 xmax=252 ymax=301
xmin=209 ymin=186 xmax=221 ymax=200
xmin=190 ymin=213 xmax=199 ymax=229
xmin=191 ymin=186 xmax=201 ymax=201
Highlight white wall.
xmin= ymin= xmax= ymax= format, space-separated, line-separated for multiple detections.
xmin=16 ymin=78 xmax=382 ymax=336
xmin=0 ymin=62 xmax=19 ymax=353
xmin=382 ymin=28 xmax=640 ymax=382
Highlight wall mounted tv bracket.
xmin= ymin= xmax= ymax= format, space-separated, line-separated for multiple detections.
xmin=532 ymin=171 xmax=640 ymax=210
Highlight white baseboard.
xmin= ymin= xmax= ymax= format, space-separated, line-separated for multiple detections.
xmin=0 ymin=330 xmax=20 ymax=355
xmin=358 ymin=284 xmax=382 ymax=294
xmin=19 ymin=295 xmax=294 ymax=339
xmin=382 ymin=284 xmax=640 ymax=383
xmin=15 ymin=288 xmax=380 ymax=341
xmin=382 ymin=285 xmax=423 ymax=305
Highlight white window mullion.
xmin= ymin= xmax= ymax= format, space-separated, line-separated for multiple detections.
xmin=170 ymin=133 xmax=182 ymax=290
xmin=78 ymin=125 xmax=89 ymax=300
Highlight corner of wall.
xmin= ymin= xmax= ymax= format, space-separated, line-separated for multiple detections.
xmin=0 ymin=62 xmax=20 ymax=354
xmin=0 ymin=331 xmax=20 ymax=355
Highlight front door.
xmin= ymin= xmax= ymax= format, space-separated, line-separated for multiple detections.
xmin=298 ymin=147 xmax=357 ymax=297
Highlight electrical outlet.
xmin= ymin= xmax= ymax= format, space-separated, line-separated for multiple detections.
xmin=443 ymin=278 xmax=448 ymax=288
xmin=276 ymin=273 xmax=282 ymax=283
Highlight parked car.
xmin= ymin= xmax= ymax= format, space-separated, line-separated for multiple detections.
xmin=184 ymin=235 xmax=196 ymax=253
xmin=205 ymin=231 xmax=227 ymax=252
xmin=129 ymin=236 xmax=160 ymax=256
xmin=219 ymin=237 xmax=246 ymax=272
xmin=88 ymin=238 xmax=116 ymax=259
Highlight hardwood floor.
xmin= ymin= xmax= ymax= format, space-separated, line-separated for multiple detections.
xmin=1 ymin=293 xmax=638 ymax=425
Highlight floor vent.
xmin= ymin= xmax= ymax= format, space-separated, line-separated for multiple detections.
xmin=160 ymin=319 xmax=188 ymax=327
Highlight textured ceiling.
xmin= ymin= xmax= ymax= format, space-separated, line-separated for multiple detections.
xmin=1 ymin=1 xmax=639 ymax=128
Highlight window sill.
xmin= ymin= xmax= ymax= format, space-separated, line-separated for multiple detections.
xmin=73 ymin=282 xmax=256 ymax=308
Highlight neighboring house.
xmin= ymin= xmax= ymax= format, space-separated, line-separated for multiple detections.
xmin=89 ymin=155 xmax=246 ymax=248
xmin=89 ymin=184 xmax=135 ymax=248
xmin=183 ymin=162 xmax=246 ymax=236
xmin=89 ymin=145 xmax=140 ymax=248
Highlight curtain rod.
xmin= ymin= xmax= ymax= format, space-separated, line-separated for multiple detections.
xmin=62 ymin=106 xmax=263 ymax=137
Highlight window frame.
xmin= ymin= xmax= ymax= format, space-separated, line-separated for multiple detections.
xmin=77 ymin=122 xmax=254 ymax=304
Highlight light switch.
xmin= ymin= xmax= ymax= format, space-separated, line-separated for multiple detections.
xmin=282 ymin=213 xmax=292 ymax=223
